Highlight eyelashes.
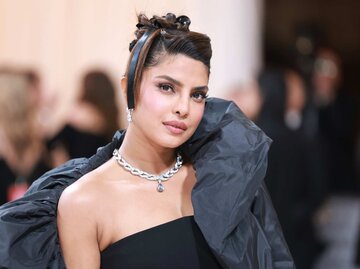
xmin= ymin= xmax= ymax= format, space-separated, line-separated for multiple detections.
xmin=191 ymin=91 xmax=208 ymax=102
xmin=157 ymin=83 xmax=207 ymax=102
xmin=158 ymin=83 xmax=174 ymax=92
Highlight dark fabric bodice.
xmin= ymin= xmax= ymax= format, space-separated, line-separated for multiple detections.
xmin=100 ymin=216 xmax=222 ymax=269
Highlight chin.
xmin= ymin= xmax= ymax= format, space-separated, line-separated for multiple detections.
xmin=163 ymin=140 xmax=185 ymax=149
xmin=161 ymin=135 xmax=189 ymax=149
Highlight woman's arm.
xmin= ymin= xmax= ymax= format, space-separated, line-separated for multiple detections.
xmin=57 ymin=183 xmax=100 ymax=269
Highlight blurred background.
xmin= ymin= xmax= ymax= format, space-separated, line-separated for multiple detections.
xmin=0 ymin=0 xmax=359 ymax=268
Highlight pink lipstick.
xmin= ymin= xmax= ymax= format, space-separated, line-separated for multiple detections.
xmin=163 ymin=121 xmax=188 ymax=134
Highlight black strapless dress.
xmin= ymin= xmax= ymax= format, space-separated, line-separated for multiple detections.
xmin=100 ymin=216 xmax=223 ymax=269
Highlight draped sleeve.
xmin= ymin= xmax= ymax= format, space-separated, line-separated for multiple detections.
xmin=0 ymin=159 xmax=84 ymax=269
xmin=182 ymin=98 xmax=295 ymax=269
xmin=0 ymin=136 xmax=121 ymax=269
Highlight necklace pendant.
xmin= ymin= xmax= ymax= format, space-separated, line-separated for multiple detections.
xmin=113 ymin=150 xmax=183 ymax=193
xmin=157 ymin=181 xmax=165 ymax=192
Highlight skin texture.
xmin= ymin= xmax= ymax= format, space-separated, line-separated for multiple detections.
xmin=57 ymin=54 xmax=209 ymax=269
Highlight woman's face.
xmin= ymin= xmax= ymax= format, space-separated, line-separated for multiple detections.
xmin=131 ymin=54 xmax=209 ymax=149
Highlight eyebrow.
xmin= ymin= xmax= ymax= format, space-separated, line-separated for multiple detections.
xmin=155 ymin=75 xmax=209 ymax=92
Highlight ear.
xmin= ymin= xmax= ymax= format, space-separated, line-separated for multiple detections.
xmin=121 ymin=76 xmax=128 ymax=106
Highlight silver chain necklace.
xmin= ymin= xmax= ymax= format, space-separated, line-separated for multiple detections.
xmin=112 ymin=149 xmax=183 ymax=192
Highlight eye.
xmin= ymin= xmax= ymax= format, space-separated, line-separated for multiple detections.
xmin=191 ymin=91 xmax=208 ymax=102
xmin=158 ymin=83 xmax=174 ymax=93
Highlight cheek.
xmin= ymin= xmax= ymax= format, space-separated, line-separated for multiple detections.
xmin=139 ymin=90 xmax=166 ymax=114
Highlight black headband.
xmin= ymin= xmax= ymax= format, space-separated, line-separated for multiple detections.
xmin=127 ymin=30 xmax=154 ymax=109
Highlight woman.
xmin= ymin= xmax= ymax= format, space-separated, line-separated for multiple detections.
xmin=0 ymin=71 xmax=51 ymax=205
xmin=257 ymin=69 xmax=325 ymax=269
xmin=48 ymin=70 xmax=120 ymax=167
xmin=0 ymin=13 xmax=294 ymax=269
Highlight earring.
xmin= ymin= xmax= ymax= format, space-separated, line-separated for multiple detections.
xmin=126 ymin=108 xmax=134 ymax=123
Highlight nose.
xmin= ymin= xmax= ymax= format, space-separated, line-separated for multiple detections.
xmin=174 ymin=95 xmax=189 ymax=118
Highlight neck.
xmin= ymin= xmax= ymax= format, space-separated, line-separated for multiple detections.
xmin=118 ymin=127 xmax=176 ymax=175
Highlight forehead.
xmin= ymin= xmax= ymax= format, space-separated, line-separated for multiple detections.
xmin=142 ymin=54 xmax=209 ymax=85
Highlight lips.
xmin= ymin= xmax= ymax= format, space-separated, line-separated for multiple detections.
xmin=163 ymin=121 xmax=188 ymax=134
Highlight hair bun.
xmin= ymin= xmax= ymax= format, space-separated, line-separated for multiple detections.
xmin=129 ymin=13 xmax=192 ymax=51
xmin=140 ymin=13 xmax=191 ymax=31
xmin=175 ymin=15 xmax=191 ymax=28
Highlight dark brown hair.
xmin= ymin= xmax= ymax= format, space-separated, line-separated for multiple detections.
xmin=125 ymin=13 xmax=212 ymax=107
xmin=80 ymin=70 xmax=120 ymax=139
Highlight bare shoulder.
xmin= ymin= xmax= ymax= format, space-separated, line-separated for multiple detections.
xmin=57 ymin=160 xmax=116 ymax=268
xmin=60 ymin=170 xmax=98 ymax=196
xmin=59 ymin=173 xmax=97 ymax=214
xmin=58 ymin=159 xmax=115 ymax=215
xmin=57 ymin=165 xmax=102 ymax=228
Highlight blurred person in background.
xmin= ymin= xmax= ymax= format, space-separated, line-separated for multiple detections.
xmin=47 ymin=70 xmax=121 ymax=167
xmin=22 ymin=69 xmax=57 ymax=137
xmin=303 ymin=47 xmax=358 ymax=194
xmin=284 ymin=70 xmax=306 ymax=131
xmin=0 ymin=70 xmax=51 ymax=205
xmin=256 ymin=68 xmax=326 ymax=269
